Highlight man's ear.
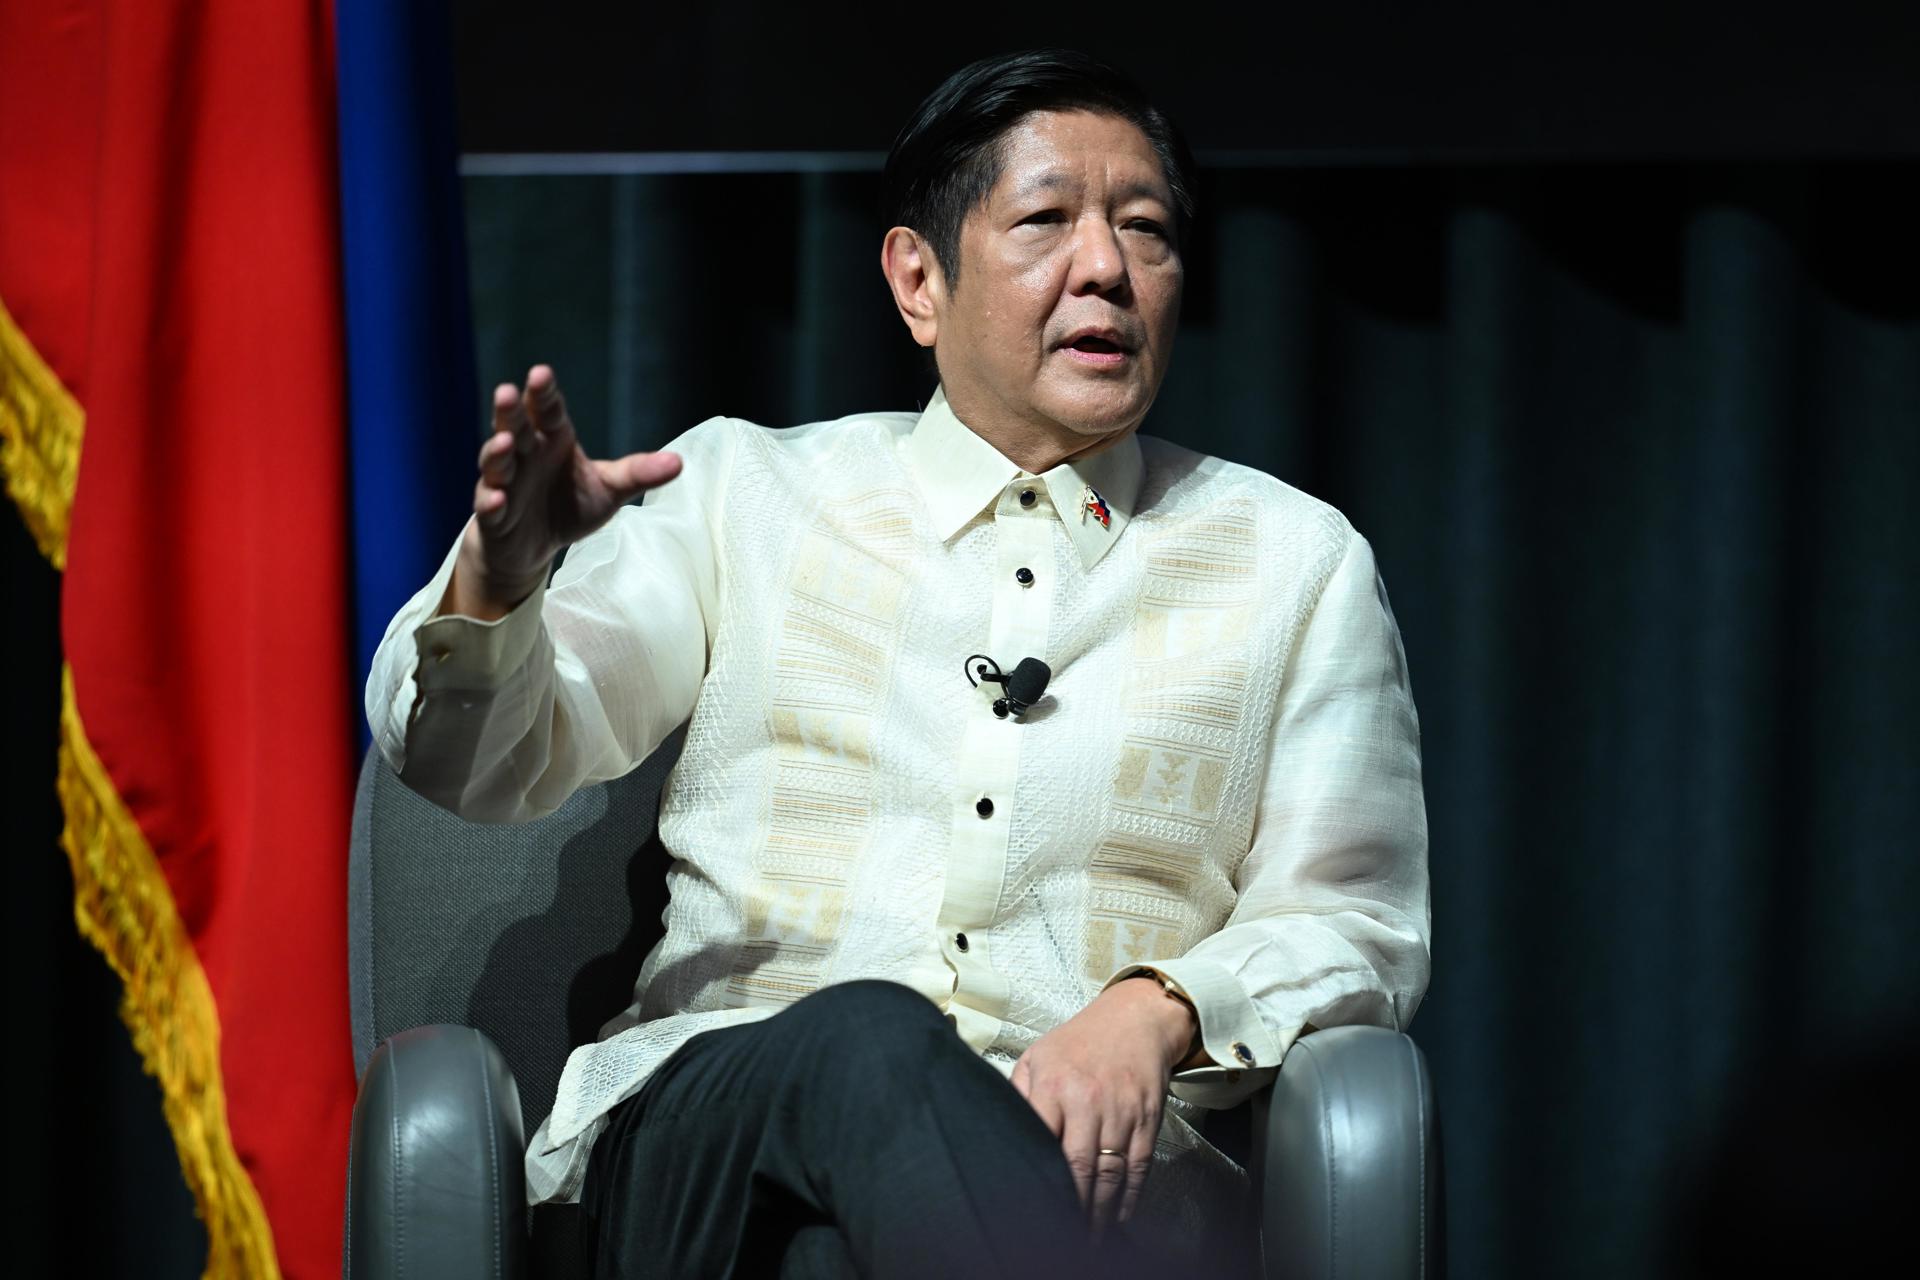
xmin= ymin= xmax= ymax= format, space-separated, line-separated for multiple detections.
xmin=880 ymin=226 xmax=941 ymax=349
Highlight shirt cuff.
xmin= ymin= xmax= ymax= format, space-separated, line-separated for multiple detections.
xmin=1101 ymin=956 xmax=1284 ymax=1109
xmin=410 ymin=573 xmax=550 ymax=695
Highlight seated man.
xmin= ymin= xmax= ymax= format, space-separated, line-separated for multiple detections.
xmin=367 ymin=48 xmax=1429 ymax=1280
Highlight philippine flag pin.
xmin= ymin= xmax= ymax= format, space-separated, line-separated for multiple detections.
xmin=1082 ymin=484 xmax=1112 ymax=529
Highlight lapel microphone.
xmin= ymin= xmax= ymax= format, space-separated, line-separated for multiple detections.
xmin=964 ymin=654 xmax=1052 ymax=719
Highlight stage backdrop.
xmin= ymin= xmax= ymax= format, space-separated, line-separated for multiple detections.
xmin=458 ymin=159 xmax=1919 ymax=1279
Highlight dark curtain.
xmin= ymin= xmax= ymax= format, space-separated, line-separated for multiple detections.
xmin=463 ymin=162 xmax=1919 ymax=1278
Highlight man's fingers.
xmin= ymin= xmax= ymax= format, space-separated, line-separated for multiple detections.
xmin=492 ymin=383 xmax=534 ymax=454
xmin=473 ymin=473 xmax=507 ymax=519
xmin=1031 ymin=1089 xmax=1065 ymax=1140
xmin=1060 ymin=1112 xmax=1098 ymax=1213
xmin=476 ymin=429 xmax=513 ymax=469
xmin=489 ymin=381 xmax=518 ymax=428
xmin=476 ymin=429 xmax=516 ymax=527
xmin=596 ymin=450 xmax=683 ymax=504
xmin=478 ymin=430 xmax=516 ymax=488
xmin=627 ymin=449 xmax=683 ymax=490
xmin=1089 ymin=1119 xmax=1132 ymax=1233
xmin=523 ymin=364 xmax=576 ymax=449
xmin=1117 ymin=1121 xmax=1156 ymax=1226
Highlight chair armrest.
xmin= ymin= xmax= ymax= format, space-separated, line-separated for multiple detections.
xmin=346 ymin=1024 xmax=529 ymax=1280
xmin=1251 ymin=1026 xmax=1440 ymax=1280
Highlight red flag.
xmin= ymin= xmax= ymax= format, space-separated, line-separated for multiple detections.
xmin=2 ymin=2 xmax=356 ymax=1274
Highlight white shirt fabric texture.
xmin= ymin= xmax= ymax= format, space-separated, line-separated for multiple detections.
xmin=366 ymin=385 xmax=1431 ymax=1245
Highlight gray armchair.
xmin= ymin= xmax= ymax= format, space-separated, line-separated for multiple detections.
xmin=343 ymin=733 xmax=1442 ymax=1279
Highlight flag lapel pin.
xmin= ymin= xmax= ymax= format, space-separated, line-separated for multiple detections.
xmin=1082 ymin=484 xmax=1112 ymax=529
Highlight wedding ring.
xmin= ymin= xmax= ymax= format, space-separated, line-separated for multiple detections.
xmin=1097 ymin=1148 xmax=1124 ymax=1157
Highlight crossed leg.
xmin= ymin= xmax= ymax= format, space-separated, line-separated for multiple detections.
xmin=582 ymin=980 xmax=1145 ymax=1279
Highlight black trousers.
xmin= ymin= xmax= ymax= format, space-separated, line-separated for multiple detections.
xmin=581 ymin=980 xmax=1176 ymax=1279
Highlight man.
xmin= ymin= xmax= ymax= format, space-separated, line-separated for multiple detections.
xmin=368 ymin=49 xmax=1429 ymax=1279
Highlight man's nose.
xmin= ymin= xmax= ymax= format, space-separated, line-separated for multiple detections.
xmin=1066 ymin=219 xmax=1128 ymax=298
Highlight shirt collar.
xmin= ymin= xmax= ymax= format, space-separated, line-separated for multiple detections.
xmin=903 ymin=385 xmax=1142 ymax=572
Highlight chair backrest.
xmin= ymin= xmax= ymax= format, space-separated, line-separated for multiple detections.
xmin=348 ymin=732 xmax=682 ymax=1134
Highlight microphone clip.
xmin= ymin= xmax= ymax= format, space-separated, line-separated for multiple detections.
xmin=964 ymin=653 xmax=1048 ymax=720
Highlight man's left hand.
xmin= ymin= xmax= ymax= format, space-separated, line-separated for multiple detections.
xmin=1009 ymin=976 xmax=1197 ymax=1231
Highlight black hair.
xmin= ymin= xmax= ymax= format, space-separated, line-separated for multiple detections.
xmin=882 ymin=49 xmax=1197 ymax=287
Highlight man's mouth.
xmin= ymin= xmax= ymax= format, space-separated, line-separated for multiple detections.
xmin=1058 ymin=329 xmax=1134 ymax=366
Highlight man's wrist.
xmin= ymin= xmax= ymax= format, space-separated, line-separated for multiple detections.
xmin=440 ymin=566 xmax=539 ymax=621
xmin=443 ymin=533 xmax=548 ymax=622
xmin=1114 ymin=970 xmax=1201 ymax=1070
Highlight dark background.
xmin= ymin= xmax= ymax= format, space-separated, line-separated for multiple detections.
xmin=449 ymin=1 xmax=1919 ymax=158
xmin=12 ymin=2 xmax=1917 ymax=1276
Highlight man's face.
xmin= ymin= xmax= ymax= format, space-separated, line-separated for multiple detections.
xmin=931 ymin=109 xmax=1184 ymax=449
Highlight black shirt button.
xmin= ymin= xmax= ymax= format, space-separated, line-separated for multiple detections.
xmin=1014 ymin=567 xmax=1034 ymax=586
xmin=1019 ymin=488 xmax=1036 ymax=507
xmin=955 ymin=932 xmax=970 ymax=953
xmin=975 ymin=796 xmax=994 ymax=818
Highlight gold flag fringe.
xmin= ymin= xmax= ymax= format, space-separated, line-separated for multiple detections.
xmin=0 ymin=296 xmax=80 ymax=569
xmin=57 ymin=668 xmax=283 ymax=1279
xmin=3 ymin=294 xmax=282 ymax=1278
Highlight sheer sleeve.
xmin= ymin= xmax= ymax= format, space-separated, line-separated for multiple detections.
xmin=363 ymin=416 xmax=739 ymax=822
xmin=1106 ymin=528 xmax=1431 ymax=1108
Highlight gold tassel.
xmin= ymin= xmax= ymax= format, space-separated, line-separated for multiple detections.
xmin=0 ymin=295 xmax=80 ymax=570
xmin=4 ymin=292 xmax=281 ymax=1278
xmin=59 ymin=667 xmax=283 ymax=1278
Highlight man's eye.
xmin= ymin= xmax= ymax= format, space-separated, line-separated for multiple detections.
xmin=1017 ymin=211 xmax=1066 ymax=227
xmin=1126 ymin=220 xmax=1168 ymax=238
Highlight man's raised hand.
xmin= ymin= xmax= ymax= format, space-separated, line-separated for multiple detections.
xmin=444 ymin=365 xmax=682 ymax=620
